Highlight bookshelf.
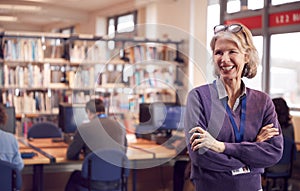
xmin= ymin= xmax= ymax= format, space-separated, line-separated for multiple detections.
xmin=0 ymin=31 xmax=186 ymax=124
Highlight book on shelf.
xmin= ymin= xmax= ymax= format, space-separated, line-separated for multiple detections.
xmin=70 ymin=43 xmax=102 ymax=63
xmin=129 ymin=44 xmax=177 ymax=63
xmin=4 ymin=64 xmax=44 ymax=88
xmin=3 ymin=39 xmax=44 ymax=61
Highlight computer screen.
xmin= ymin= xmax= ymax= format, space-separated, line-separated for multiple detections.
xmin=0 ymin=106 xmax=16 ymax=134
xmin=138 ymin=102 xmax=185 ymax=133
xmin=58 ymin=104 xmax=89 ymax=133
xmin=153 ymin=104 xmax=185 ymax=132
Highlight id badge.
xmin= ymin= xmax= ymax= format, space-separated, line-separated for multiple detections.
xmin=231 ymin=166 xmax=250 ymax=176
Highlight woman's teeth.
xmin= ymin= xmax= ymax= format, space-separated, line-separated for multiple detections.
xmin=222 ymin=66 xmax=234 ymax=71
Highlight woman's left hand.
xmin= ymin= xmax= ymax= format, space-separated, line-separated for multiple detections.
xmin=189 ymin=126 xmax=225 ymax=153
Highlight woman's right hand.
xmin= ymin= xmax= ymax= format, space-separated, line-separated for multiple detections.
xmin=256 ymin=123 xmax=279 ymax=142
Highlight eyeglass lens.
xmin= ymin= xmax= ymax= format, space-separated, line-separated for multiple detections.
xmin=214 ymin=24 xmax=242 ymax=34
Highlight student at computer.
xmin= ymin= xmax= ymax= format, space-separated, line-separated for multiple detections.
xmin=0 ymin=104 xmax=24 ymax=171
xmin=65 ymin=98 xmax=127 ymax=191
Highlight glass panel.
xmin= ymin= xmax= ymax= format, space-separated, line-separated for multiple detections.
xmin=227 ymin=0 xmax=241 ymax=13
xmin=270 ymin=32 xmax=300 ymax=109
xmin=207 ymin=3 xmax=220 ymax=49
xmin=243 ymin=36 xmax=263 ymax=91
xmin=272 ymin=0 xmax=300 ymax=5
xmin=117 ymin=14 xmax=134 ymax=33
xmin=206 ymin=3 xmax=221 ymax=83
xmin=108 ymin=18 xmax=115 ymax=37
xmin=108 ymin=18 xmax=115 ymax=50
xmin=227 ymin=0 xmax=264 ymax=12
xmin=247 ymin=0 xmax=264 ymax=10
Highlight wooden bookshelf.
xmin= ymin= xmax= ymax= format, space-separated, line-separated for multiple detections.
xmin=0 ymin=31 xmax=186 ymax=122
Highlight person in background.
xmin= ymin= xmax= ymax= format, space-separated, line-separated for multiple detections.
xmin=184 ymin=23 xmax=283 ymax=191
xmin=65 ymin=98 xmax=127 ymax=191
xmin=272 ymin=97 xmax=295 ymax=141
xmin=0 ymin=104 xmax=24 ymax=171
xmin=262 ymin=97 xmax=296 ymax=190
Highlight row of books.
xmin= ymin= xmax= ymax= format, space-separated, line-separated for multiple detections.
xmin=2 ymin=64 xmax=46 ymax=87
xmin=127 ymin=44 xmax=177 ymax=63
xmin=0 ymin=63 xmax=95 ymax=88
xmin=16 ymin=115 xmax=58 ymax=138
xmin=2 ymin=39 xmax=178 ymax=63
xmin=70 ymin=44 xmax=103 ymax=63
xmin=3 ymin=39 xmax=44 ymax=61
xmin=2 ymin=91 xmax=52 ymax=114
xmin=124 ymin=68 xmax=175 ymax=88
xmin=2 ymin=39 xmax=103 ymax=62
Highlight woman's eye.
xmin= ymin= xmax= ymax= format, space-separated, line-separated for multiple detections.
xmin=214 ymin=50 xmax=222 ymax=55
xmin=230 ymin=50 xmax=238 ymax=54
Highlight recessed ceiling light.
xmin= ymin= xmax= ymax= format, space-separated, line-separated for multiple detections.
xmin=0 ymin=4 xmax=41 ymax=12
xmin=0 ymin=16 xmax=18 ymax=22
xmin=21 ymin=0 xmax=49 ymax=2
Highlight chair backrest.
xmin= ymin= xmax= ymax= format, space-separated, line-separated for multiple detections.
xmin=0 ymin=159 xmax=22 ymax=191
xmin=264 ymin=137 xmax=296 ymax=178
xmin=27 ymin=122 xmax=62 ymax=139
xmin=81 ymin=149 xmax=130 ymax=191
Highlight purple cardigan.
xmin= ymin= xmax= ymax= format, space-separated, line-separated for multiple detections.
xmin=184 ymin=82 xmax=283 ymax=191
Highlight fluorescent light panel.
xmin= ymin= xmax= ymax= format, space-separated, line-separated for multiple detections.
xmin=0 ymin=4 xmax=41 ymax=12
xmin=0 ymin=16 xmax=18 ymax=22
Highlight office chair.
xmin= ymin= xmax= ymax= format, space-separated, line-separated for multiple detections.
xmin=262 ymin=137 xmax=297 ymax=191
xmin=27 ymin=122 xmax=62 ymax=139
xmin=80 ymin=149 xmax=130 ymax=191
xmin=0 ymin=159 xmax=22 ymax=191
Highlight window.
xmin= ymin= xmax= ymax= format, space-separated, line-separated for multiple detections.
xmin=243 ymin=36 xmax=263 ymax=91
xmin=272 ymin=0 xmax=300 ymax=5
xmin=227 ymin=0 xmax=264 ymax=13
xmin=270 ymin=32 xmax=300 ymax=109
xmin=117 ymin=14 xmax=135 ymax=33
xmin=107 ymin=11 xmax=137 ymax=50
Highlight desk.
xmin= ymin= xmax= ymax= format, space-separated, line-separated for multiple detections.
xmin=19 ymin=137 xmax=184 ymax=191
xmin=27 ymin=138 xmax=68 ymax=148
xmin=19 ymin=140 xmax=51 ymax=191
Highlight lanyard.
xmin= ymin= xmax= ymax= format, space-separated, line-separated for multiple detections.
xmin=226 ymin=96 xmax=247 ymax=143
xmin=97 ymin=113 xmax=107 ymax=118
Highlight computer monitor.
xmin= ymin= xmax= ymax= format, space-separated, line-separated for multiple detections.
xmin=137 ymin=102 xmax=185 ymax=136
xmin=156 ymin=105 xmax=185 ymax=132
xmin=0 ymin=106 xmax=16 ymax=134
xmin=58 ymin=103 xmax=89 ymax=134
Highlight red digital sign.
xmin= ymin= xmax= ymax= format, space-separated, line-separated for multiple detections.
xmin=269 ymin=9 xmax=300 ymax=27
xmin=225 ymin=9 xmax=300 ymax=30
xmin=225 ymin=15 xmax=262 ymax=30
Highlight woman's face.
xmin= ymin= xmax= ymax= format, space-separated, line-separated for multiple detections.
xmin=213 ymin=38 xmax=249 ymax=81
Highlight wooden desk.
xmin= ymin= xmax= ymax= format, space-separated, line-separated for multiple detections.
xmin=19 ymin=137 xmax=181 ymax=191
xmin=19 ymin=144 xmax=49 ymax=165
xmin=19 ymin=140 xmax=51 ymax=191
xmin=129 ymin=138 xmax=181 ymax=158
xmin=27 ymin=138 xmax=68 ymax=149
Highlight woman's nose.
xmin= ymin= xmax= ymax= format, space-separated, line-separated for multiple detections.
xmin=221 ymin=53 xmax=230 ymax=63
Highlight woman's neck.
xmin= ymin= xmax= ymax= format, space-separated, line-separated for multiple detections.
xmin=222 ymin=78 xmax=242 ymax=108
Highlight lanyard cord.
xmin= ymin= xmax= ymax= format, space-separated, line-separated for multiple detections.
xmin=226 ymin=97 xmax=247 ymax=143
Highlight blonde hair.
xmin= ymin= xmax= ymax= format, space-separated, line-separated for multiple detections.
xmin=210 ymin=24 xmax=259 ymax=79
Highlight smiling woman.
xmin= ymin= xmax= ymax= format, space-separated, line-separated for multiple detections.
xmin=184 ymin=23 xmax=283 ymax=191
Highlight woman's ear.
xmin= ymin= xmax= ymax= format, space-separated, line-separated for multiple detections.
xmin=244 ymin=53 xmax=250 ymax=63
xmin=244 ymin=49 xmax=250 ymax=63
xmin=242 ymin=63 xmax=249 ymax=77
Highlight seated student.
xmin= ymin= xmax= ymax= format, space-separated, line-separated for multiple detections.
xmin=272 ymin=97 xmax=295 ymax=141
xmin=0 ymin=104 xmax=24 ymax=171
xmin=65 ymin=98 xmax=127 ymax=191
xmin=263 ymin=97 xmax=296 ymax=189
